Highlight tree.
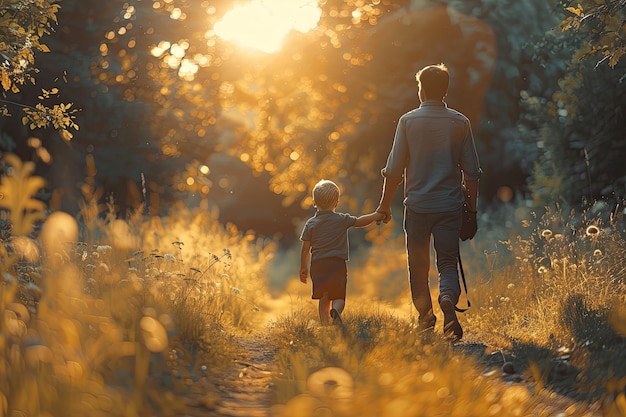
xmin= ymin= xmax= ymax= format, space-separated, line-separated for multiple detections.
xmin=519 ymin=1 xmax=626 ymax=205
xmin=4 ymin=0 xmax=588 ymax=229
xmin=82 ymin=0 xmax=417 ymax=210
xmin=560 ymin=0 xmax=626 ymax=76
xmin=0 ymin=0 xmax=78 ymax=141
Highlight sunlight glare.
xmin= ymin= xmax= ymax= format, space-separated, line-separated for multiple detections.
xmin=214 ymin=0 xmax=322 ymax=54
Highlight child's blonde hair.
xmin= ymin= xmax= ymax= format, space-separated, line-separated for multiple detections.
xmin=312 ymin=180 xmax=340 ymax=210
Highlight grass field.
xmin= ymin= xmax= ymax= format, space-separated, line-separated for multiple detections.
xmin=1 ymin=153 xmax=625 ymax=416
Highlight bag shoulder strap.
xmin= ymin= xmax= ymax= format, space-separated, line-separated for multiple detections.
xmin=455 ymin=254 xmax=471 ymax=313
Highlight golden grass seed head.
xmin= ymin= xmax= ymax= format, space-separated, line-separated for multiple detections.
xmin=140 ymin=316 xmax=168 ymax=352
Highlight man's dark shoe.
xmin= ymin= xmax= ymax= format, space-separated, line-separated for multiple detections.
xmin=440 ymin=296 xmax=463 ymax=342
xmin=330 ymin=309 xmax=344 ymax=327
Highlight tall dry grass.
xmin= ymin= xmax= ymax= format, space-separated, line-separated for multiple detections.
xmin=0 ymin=153 xmax=274 ymax=416
xmin=268 ymin=200 xmax=626 ymax=416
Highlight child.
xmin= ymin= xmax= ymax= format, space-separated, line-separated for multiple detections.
xmin=299 ymin=179 xmax=385 ymax=326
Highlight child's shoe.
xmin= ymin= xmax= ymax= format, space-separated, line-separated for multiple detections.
xmin=330 ymin=309 xmax=343 ymax=327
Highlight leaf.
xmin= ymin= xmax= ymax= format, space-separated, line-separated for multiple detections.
xmin=566 ymin=6 xmax=582 ymax=17
xmin=59 ymin=129 xmax=73 ymax=141
xmin=1 ymin=69 xmax=10 ymax=91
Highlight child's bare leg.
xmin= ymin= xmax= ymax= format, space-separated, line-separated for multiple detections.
xmin=331 ymin=299 xmax=345 ymax=315
xmin=318 ymin=293 xmax=331 ymax=325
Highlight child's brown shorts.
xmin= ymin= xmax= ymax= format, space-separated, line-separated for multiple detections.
xmin=310 ymin=257 xmax=347 ymax=300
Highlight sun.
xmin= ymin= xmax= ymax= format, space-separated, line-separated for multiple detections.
xmin=214 ymin=0 xmax=322 ymax=54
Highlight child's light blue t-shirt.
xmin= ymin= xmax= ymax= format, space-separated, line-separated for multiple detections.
xmin=300 ymin=210 xmax=357 ymax=261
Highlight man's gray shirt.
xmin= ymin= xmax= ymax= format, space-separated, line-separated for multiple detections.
xmin=300 ymin=211 xmax=357 ymax=261
xmin=382 ymin=100 xmax=482 ymax=213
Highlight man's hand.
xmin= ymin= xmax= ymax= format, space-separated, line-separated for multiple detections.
xmin=376 ymin=207 xmax=392 ymax=225
xmin=299 ymin=268 xmax=308 ymax=283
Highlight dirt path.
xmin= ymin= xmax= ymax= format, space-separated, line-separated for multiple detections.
xmin=208 ymin=333 xmax=276 ymax=417
xmin=179 ymin=328 xmax=601 ymax=416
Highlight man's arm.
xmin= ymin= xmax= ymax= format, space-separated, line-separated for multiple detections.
xmin=299 ymin=240 xmax=311 ymax=283
xmin=376 ymin=175 xmax=403 ymax=223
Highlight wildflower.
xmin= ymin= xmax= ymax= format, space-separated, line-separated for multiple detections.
xmin=540 ymin=229 xmax=553 ymax=239
xmin=223 ymin=248 xmax=232 ymax=259
xmin=585 ymin=225 xmax=600 ymax=237
xmin=172 ymin=241 xmax=184 ymax=248
xmin=163 ymin=253 xmax=176 ymax=262
xmin=593 ymin=249 xmax=603 ymax=257
xmin=538 ymin=266 xmax=548 ymax=274
xmin=96 ymin=245 xmax=112 ymax=253
xmin=507 ymin=283 xmax=515 ymax=289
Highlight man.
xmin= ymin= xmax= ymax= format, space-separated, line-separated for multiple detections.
xmin=376 ymin=63 xmax=481 ymax=341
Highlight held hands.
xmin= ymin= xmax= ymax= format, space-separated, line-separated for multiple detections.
xmin=375 ymin=207 xmax=392 ymax=225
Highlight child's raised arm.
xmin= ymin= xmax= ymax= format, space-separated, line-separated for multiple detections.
xmin=354 ymin=211 xmax=385 ymax=228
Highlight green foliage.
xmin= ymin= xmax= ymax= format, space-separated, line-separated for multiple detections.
xmin=512 ymin=0 xmax=626 ymax=205
xmin=560 ymin=0 xmax=626 ymax=71
xmin=0 ymin=0 xmax=59 ymax=91
xmin=0 ymin=0 xmax=79 ymax=137
xmin=81 ymin=0 xmax=414 ymax=206
xmin=523 ymin=56 xmax=626 ymax=204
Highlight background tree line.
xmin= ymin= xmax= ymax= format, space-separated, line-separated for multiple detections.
xmin=1 ymin=0 xmax=624 ymax=242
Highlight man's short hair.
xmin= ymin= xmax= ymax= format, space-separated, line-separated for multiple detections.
xmin=312 ymin=180 xmax=340 ymax=210
xmin=416 ymin=63 xmax=449 ymax=100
